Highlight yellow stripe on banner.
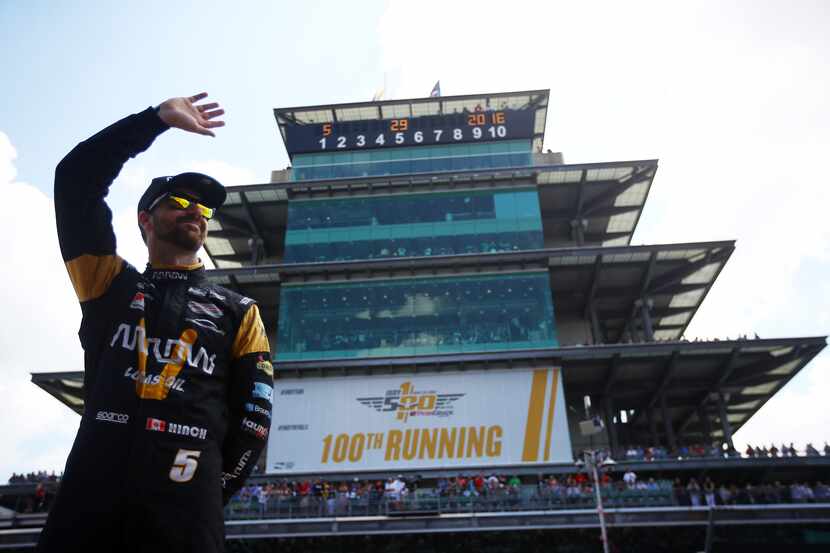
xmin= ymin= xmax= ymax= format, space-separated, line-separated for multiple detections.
xmin=521 ymin=369 xmax=549 ymax=462
xmin=543 ymin=368 xmax=560 ymax=461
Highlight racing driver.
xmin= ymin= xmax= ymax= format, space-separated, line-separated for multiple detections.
xmin=37 ymin=93 xmax=273 ymax=553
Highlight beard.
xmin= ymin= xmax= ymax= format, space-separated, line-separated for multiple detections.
xmin=154 ymin=213 xmax=205 ymax=252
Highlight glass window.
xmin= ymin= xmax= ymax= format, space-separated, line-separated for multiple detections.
xmin=291 ymin=140 xmax=533 ymax=181
xmin=276 ymin=272 xmax=557 ymax=360
xmin=284 ymin=189 xmax=543 ymax=263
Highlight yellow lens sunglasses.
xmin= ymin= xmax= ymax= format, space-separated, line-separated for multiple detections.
xmin=148 ymin=193 xmax=215 ymax=219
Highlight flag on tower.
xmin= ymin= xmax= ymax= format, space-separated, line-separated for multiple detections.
xmin=430 ymin=81 xmax=441 ymax=97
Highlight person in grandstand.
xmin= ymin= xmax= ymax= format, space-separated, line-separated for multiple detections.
xmin=37 ymin=93 xmax=273 ymax=553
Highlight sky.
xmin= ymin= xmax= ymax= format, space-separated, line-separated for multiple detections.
xmin=0 ymin=0 xmax=828 ymax=478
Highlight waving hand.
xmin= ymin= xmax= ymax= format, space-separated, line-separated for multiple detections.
xmin=157 ymin=92 xmax=226 ymax=137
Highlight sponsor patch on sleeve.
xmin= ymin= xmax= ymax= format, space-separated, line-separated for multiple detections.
xmin=241 ymin=417 xmax=269 ymax=440
xmin=256 ymin=355 xmax=274 ymax=377
xmin=130 ymin=292 xmax=145 ymax=311
xmin=245 ymin=402 xmax=272 ymax=419
xmin=252 ymin=382 xmax=273 ymax=403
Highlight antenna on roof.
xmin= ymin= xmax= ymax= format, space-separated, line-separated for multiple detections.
xmin=372 ymin=73 xmax=389 ymax=101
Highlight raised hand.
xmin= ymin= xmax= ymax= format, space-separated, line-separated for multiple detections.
xmin=157 ymin=92 xmax=226 ymax=137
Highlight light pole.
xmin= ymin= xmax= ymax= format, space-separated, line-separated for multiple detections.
xmin=580 ymin=449 xmax=611 ymax=553
xmin=577 ymin=398 xmax=612 ymax=553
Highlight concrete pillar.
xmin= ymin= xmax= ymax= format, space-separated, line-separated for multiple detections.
xmin=647 ymin=406 xmax=660 ymax=446
xmin=248 ymin=236 xmax=264 ymax=265
xmin=621 ymin=321 xmax=634 ymax=344
xmin=717 ymin=392 xmax=734 ymax=452
xmin=639 ymin=297 xmax=654 ymax=342
xmin=697 ymin=405 xmax=713 ymax=444
xmin=603 ymin=396 xmax=619 ymax=456
xmin=589 ymin=302 xmax=604 ymax=345
xmin=570 ymin=218 xmax=587 ymax=246
xmin=661 ymin=394 xmax=677 ymax=453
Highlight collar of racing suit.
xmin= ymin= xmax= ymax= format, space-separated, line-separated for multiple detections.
xmin=143 ymin=261 xmax=206 ymax=283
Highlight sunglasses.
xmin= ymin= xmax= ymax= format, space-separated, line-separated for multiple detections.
xmin=148 ymin=193 xmax=215 ymax=219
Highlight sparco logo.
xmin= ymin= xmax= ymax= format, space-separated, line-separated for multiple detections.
xmin=110 ymin=323 xmax=216 ymax=374
xmin=357 ymin=381 xmax=464 ymax=423
xmin=96 ymin=411 xmax=129 ymax=424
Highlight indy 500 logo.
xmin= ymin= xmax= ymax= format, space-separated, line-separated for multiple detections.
xmin=357 ymin=381 xmax=464 ymax=423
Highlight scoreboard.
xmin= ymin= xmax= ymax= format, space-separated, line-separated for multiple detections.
xmin=283 ymin=108 xmax=536 ymax=155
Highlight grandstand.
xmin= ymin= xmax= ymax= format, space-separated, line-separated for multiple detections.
xmin=9 ymin=89 xmax=828 ymax=552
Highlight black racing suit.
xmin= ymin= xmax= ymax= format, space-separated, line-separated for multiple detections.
xmin=37 ymin=108 xmax=273 ymax=553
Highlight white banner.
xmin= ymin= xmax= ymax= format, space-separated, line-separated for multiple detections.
xmin=266 ymin=368 xmax=570 ymax=474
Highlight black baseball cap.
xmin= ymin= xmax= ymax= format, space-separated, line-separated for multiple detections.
xmin=137 ymin=172 xmax=227 ymax=214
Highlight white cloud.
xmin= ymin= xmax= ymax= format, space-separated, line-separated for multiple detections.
xmin=0 ymin=133 xmax=18 ymax=186
xmin=0 ymin=131 xmax=83 ymax=479
xmin=116 ymin=164 xmax=151 ymax=196
xmin=179 ymin=159 xmax=258 ymax=188
xmin=378 ymin=0 xmax=830 ymax=450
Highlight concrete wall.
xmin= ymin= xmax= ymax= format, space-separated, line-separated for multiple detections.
xmin=532 ymin=151 xmax=564 ymax=165
xmin=555 ymin=313 xmax=594 ymax=346
xmin=270 ymin=169 xmax=292 ymax=183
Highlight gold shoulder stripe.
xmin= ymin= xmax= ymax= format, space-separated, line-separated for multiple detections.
xmin=232 ymin=304 xmax=271 ymax=359
xmin=65 ymin=254 xmax=124 ymax=302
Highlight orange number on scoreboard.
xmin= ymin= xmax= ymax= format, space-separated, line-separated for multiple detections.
xmin=322 ymin=123 xmax=332 ymax=136
xmin=390 ymin=119 xmax=409 ymax=131
xmin=491 ymin=112 xmax=505 ymax=124
xmin=467 ymin=113 xmax=486 ymax=126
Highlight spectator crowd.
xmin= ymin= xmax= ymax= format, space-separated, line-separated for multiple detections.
xmin=223 ymin=469 xmax=830 ymax=519
xmin=7 ymin=471 xmax=60 ymax=484
xmin=6 ymin=442 xmax=830 ymax=519
xmin=743 ymin=442 xmax=829 ymax=458
xmin=599 ymin=441 xmax=830 ymax=462
xmin=4 ymin=468 xmax=829 ymax=519
xmin=673 ymin=477 xmax=830 ymax=506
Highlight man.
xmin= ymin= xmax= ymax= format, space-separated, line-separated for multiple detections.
xmin=623 ymin=468 xmax=637 ymax=488
xmin=38 ymin=93 xmax=273 ymax=553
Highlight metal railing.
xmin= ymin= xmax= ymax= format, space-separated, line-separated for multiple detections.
xmin=224 ymin=486 xmax=676 ymax=520
xmin=224 ymin=482 xmax=830 ymax=521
